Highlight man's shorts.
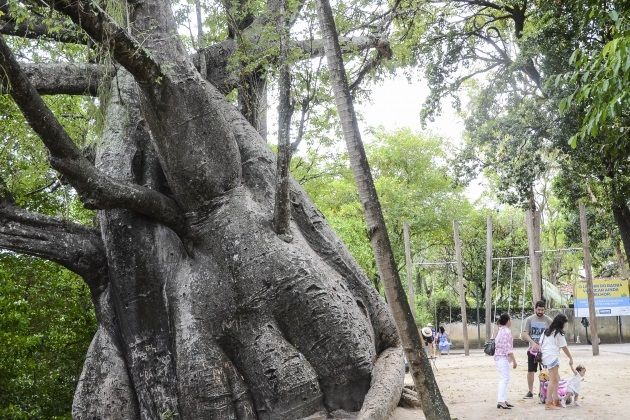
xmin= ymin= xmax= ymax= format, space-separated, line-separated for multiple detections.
xmin=527 ymin=350 xmax=541 ymax=372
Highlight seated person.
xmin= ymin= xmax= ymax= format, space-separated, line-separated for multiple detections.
xmin=437 ymin=326 xmax=451 ymax=355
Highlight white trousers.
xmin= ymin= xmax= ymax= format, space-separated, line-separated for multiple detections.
xmin=495 ymin=357 xmax=510 ymax=403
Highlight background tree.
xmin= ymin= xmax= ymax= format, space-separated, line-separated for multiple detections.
xmin=297 ymin=129 xmax=469 ymax=290
xmin=0 ymin=257 xmax=95 ymax=419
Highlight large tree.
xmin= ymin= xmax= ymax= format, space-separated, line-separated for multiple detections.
xmin=0 ymin=0 xmax=409 ymax=418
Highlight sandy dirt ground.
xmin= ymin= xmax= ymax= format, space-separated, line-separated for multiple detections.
xmin=392 ymin=343 xmax=630 ymax=419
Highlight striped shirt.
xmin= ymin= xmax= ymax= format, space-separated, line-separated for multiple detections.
xmin=494 ymin=326 xmax=514 ymax=360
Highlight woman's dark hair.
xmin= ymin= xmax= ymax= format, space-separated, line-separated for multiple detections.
xmin=545 ymin=313 xmax=568 ymax=337
xmin=439 ymin=326 xmax=445 ymax=334
xmin=498 ymin=313 xmax=510 ymax=326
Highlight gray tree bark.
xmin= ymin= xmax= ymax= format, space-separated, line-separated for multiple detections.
xmin=525 ymin=208 xmax=542 ymax=303
xmin=612 ymin=202 xmax=630 ymax=269
xmin=0 ymin=0 xmax=405 ymax=418
xmin=403 ymin=221 xmax=415 ymax=319
xmin=484 ymin=215 xmax=493 ymax=340
xmin=272 ymin=0 xmax=294 ymax=238
xmin=453 ymin=220 xmax=469 ymax=356
xmin=578 ymin=202 xmax=600 ymax=356
xmin=0 ymin=62 xmax=104 ymax=95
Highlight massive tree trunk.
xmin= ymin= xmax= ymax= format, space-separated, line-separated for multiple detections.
xmin=0 ymin=1 xmax=404 ymax=418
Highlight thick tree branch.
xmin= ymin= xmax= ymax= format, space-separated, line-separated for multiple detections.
xmin=196 ymin=34 xmax=390 ymax=93
xmin=0 ymin=62 xmax=103 ymax=95
xmin=297 ymin=34 xmax=390 ymax=60
xmin=0 ymin=35 xmax=387 ymax=97
xmin=0 ymin=35 xmax=183 ymax=231
xmin=0 ymin=199 xmax=107 ymax=291
xmin=51 ymin=0 xmax=162 ymax=84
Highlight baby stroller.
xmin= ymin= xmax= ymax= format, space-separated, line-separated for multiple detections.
xmin=538 ymin=371 xmax=572 ymax=405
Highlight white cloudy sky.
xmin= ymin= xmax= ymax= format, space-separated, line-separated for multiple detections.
xmin=356 ymin=73 xmax=465 ymax=144
xmin=355 ymin=74 xmax=487 ymax=201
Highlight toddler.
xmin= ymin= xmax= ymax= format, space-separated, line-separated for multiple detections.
xmin=565 ymin=364 xmax=586 ymax=406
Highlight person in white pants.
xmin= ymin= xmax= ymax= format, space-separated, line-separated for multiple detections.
xmin=494 ymin=313 xmax=518 ymax=409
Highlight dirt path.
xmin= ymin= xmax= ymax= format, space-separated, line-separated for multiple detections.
xmin=393 ymin=343 xmax=630 ymax=419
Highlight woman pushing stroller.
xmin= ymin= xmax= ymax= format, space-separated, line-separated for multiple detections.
xmin=539 ymin=313 xmax=574 ymax=410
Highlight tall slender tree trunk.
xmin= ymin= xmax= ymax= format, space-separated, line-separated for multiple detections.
xmin=314 ymin=0 xmax=449 ymax=418
xmin=453 ymin=220 xmax=469 ymax=356
xmin=579 ymin=203 xmax=600 ymax=356
xmin=525 ymin=206 xmax=542 ymax=303
xmin=403 ymin=221 xmax=416 ymax=319
xmin=272 ymin=0 xmax=293 ymax=238
xmin=612 ymin=202 xmax=630 ymax=269
xmin=194 ymin=0 xmax=206 ymax=78
xmin=614 ymin=239 xmax=630 ymax=279
xmin=484 ymin=216 xmax=493 ymax=340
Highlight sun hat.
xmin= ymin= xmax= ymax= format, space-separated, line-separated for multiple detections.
xmin=421 ymin=327 xmax=433 ymax=337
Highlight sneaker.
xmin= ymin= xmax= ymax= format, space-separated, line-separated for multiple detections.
xmin=524 ymin=391 xmax=534 ymax=399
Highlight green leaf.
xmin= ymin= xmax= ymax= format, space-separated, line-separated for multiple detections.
xmin=602 ymin=38 xmax=620 ymax=58
xmin=558 ymin=98 xmax=568 ymax=114
xmin=609 ymin=10 xmax=619 ymax=23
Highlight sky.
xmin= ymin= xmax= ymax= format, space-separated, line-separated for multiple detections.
xmin=355 ymin=72 xmax=488 ymax=202
xmin=267 ymin=69 xmax=488 ymax=202
xmin=356 ymin=72 xmax=465 ymax=145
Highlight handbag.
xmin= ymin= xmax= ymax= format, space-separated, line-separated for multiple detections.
xmin=534 ymin=333 xmax=545 ymax=364
xmin=483 ymin=339 xmax=495 ymax=356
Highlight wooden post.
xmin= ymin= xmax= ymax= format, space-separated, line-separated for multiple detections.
xmin=578 ymin=202 xmax=599 ymax=356
xmin=485 ymin=215 xmax=493 ymax=341
xmin=403 ymin=221 xmax=415 ymax=320
xmin=476 ymin=285 xmax=481 ymax=348
xmin=453 ymin=220 xmax=470 ymax=356
xmin=525 ymin=209 xmax=542 ymax=303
